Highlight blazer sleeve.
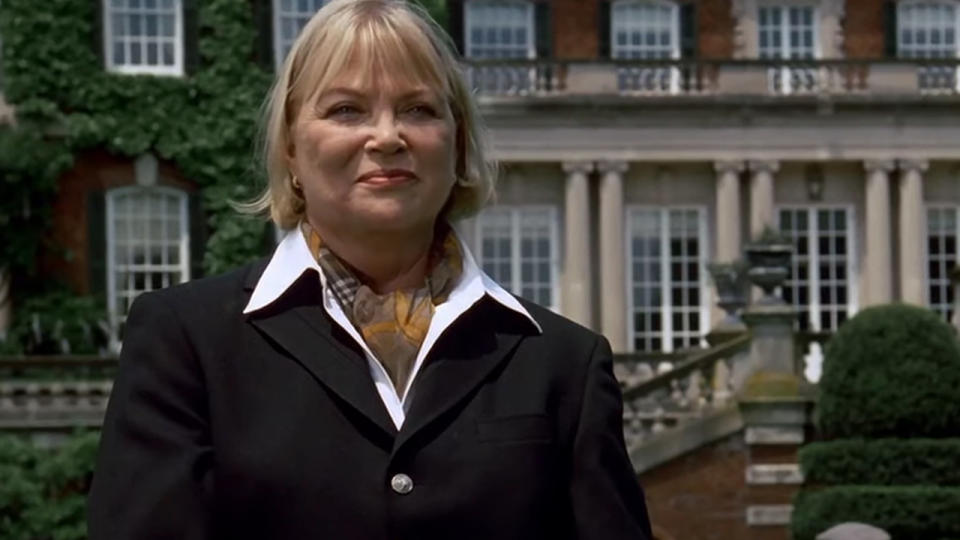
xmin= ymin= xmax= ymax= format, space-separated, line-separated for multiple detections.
xmin=87 ymin=291 xmax=214 ymax=540
xmin=569 ymin=336 xmax=653 ymax=540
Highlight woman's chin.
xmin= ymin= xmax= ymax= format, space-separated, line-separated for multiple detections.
xmin=354 ymin=204 xmax=437 ymax=233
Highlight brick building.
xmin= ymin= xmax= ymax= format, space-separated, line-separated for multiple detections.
xmin=2 ymin=1 xmax=959 ymax=538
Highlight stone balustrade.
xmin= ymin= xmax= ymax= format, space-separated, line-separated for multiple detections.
xmin=618 ymin=334 xmax=751 ymax=449
xmin=463 ymin=58 xmax=960 ymax=98
xmin=0 ymin=356 xmax=117 ymax=430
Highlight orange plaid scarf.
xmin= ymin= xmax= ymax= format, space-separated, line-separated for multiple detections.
xmin=301 ymin=222 xmax=463 ymax=395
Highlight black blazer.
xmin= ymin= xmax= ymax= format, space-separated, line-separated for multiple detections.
xmin=87 ymin=259 xmax=652 ymax=540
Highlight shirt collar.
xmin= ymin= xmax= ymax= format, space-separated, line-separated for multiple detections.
xmin=242 ymin=224 xmax=543 ymax=334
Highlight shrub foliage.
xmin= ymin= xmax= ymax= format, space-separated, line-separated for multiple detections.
xmin=817 ymin=304 xmax=960 ymax=439
xmin=800 ymin=438 xmax=960 ymax=487
xmin=792 ymin=486 xmax=960 ymax=540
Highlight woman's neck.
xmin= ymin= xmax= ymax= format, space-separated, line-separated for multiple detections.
xmin=308 ymin=219 xmax=437 ymax=294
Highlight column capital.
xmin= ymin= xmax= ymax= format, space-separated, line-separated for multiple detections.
xmin=898 ymin=159 xmax=929 ymax=173
xmin=863 ymin=159 xmax=896 ymax=174
xmin=748 ymin=160 xmax=780 ymax=174
xmin=597 ymin=160 xmax=629 ymax=175
xmin=562 ymin=160 xmax=595 ymax=175
xmin=714 ymin=160 xmax=746 ymax=175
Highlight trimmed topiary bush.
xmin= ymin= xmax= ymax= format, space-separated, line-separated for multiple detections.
xmin=792 ymin=486 xmax=960 ymax=540
xmin=800 ymin=439 xmax=960 ymax=487
xmin=817 ymin=304 xmax=960 ymax=439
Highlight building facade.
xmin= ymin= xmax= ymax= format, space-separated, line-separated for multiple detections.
xmin=449 ymin=0 xmax=960 ymax=374
xmin=3 ymin=0 xmax=958 ymax=366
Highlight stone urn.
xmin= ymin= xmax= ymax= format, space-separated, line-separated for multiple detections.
xmin=707 ymin=260 xmax=749 ymax=326
xmin=744 ymin=228 xmax=793 ymax=304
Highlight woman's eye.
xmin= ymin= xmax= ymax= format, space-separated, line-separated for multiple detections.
xmin=328 ymin=104 xmax=361 ymax=117
xmin=407 ymin=104 xmax=436 ymax=116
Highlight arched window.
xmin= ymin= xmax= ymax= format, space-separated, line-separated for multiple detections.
xmin=610 ymin=0 xmax=680 ymax=93
xmin=463 ymin=0 xmax=536 ymax=94
xmin=464 ymin=0 xmax=535 ymax=60
xmin=106 ymin=187 xmax=191 ymax=340
xmin=611 ymin=0 xmax=679 ymax=60
xmin=757 ymin=3 xmax=819 ymax=94
xmin=898 ymin=0 xmax=960 ymax=91
xmin=103 ymin=0 xmax=184 ymax=76
xmin=273 ymin=0 xmax=328 ymax=68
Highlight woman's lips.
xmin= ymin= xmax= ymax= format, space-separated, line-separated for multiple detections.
xmin=357 ymin=169 xmax=417 ymax=186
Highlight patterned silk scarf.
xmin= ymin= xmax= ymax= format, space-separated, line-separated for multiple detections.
xmin=301 ymin=222 xmax=463 ymax=395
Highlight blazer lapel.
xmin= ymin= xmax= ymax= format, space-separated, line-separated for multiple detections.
xmin=395 ymin=300 xmax=532 ymax=450
xmin=245 ymin=270 xmax=398 ymax=438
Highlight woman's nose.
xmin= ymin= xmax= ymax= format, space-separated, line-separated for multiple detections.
xmin=365 ymin=113 xmax=406 ymax=154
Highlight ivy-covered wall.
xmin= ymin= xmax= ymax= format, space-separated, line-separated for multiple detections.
xmin=0 ymin=0 xmax=448 ymax=307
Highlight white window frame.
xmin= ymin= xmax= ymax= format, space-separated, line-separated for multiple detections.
xmin=106 ymin=186 xmax=191 ymax=343
xmin=925 ymin=204 xmax=959 ymax=321
xmin=610 ymin=0 xmax=681 ymax=94
xmin=897 ymin=0 xmax=960 ymax=92
xmin=103 ymin=0 xmax=184 ymax=76
xmin=776 ymin=205 xmax=858 ymax=332
xmin=757 ymin=2 xmax=821 ymax=94
xmin=625 ymin=206 xmax=710 ymax=353
xmin=464 ymin=0 xmax=536 ymax=60
xmin=473 ymin=205 xmax=560 ymax=311
xmin=273 ymin=0 xmax=328 ymax=69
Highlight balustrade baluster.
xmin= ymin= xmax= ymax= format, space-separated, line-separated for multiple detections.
xmin=712 ymin=358 xmax=732 ymax=407
xmin=685 ymin=369 xmax=705 ymax=412
xmin=651 ymin=407 xmax=666 ymax=433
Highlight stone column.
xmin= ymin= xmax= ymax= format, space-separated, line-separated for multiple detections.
xmin=863 ymin=160 xmax=895 ymax=305
xmin=898 ymin=159 xmax=928 ymax=305
xmin=748 ymin=160 xmax=779 ymax=239
xmin=562 ymin=161 xmax=594 ymax=328
xmin=715 ymin=160 xmax=746 ymax=263
xmin=598 ymin=160 xmax=628 ymax=352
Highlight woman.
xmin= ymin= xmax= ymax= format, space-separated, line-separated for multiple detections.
xmin=87 ymin=1 xmax=652 ymax=539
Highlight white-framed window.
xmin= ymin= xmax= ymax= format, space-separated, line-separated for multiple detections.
xmin=464 ymin=0 xmax=535 ymax=93
xmin=474 ymin=206 xmax=559 ymax=310
xmin=627 ymin=207 xmax=709 ymax=353
xmin=103 ymin=0 xmax=184 ymax=76
xmin=611 ymin=0 xmax=680 ymax=93
xmin=777 ymin=206 xmax=857 ymax=332
xmin=898 ymin=0 xmax=960 ymax=92
xmin=926 ymin=205 xmax=958 ymax=321
xmin=273 ymin=0 xmax=327 ymax=68
xmin=106 ymin=187 xmax=190 ymax=341
xmin=758 ymin=4 xmax=819 ymax=94
xmin=465 ymin=0 xmax=535 ymax=59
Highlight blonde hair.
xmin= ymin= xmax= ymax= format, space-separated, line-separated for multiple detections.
xmin=243 ymin=0 xmax=496 ymax=230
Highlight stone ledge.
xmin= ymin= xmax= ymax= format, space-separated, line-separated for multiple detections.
xmin=745 ymin=425 xmax=804 ymax=445
xmin=746 ymin=463 xmax=804 ymax=485
xmin=629 ymin=405 xmax=744 ymax=473
xmin=746 ymin=504 xmax=793 ymax=526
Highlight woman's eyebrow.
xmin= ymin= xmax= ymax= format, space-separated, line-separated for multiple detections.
xmin=317 ymin=86 xmax=437 ymax=102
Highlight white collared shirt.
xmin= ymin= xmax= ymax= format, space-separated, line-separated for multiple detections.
xmin=243 ymin=225 xmax=542 ymax=429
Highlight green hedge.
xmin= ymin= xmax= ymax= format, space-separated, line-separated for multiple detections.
xmin=800 ymin=438 xmax=960 ymax=487
xmin=0 ymin=432 xmax=98 ymax=540
xmin=792 ymin=486 xmax=960 ymax=540
xmin=818 ymin=304 xmax=960 ymax=439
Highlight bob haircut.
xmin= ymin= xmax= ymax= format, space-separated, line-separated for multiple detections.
xmin=245 ymin=0 xmax=496 ymax=230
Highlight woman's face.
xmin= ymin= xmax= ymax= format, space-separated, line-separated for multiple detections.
xmin=287 ymin=68 xmax=457 ymax=237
